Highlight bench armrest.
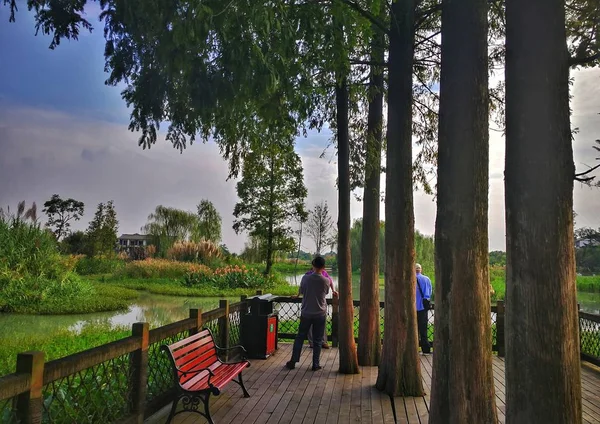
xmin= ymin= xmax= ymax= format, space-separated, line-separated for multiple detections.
xmin=177 ymin=366 xmax=215 ymax=377
xmin=215 ymin=344 xmax=249 ymax=361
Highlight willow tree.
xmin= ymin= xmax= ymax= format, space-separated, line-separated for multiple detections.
xmin=194 ymin=199 xmax=222 ymax=244
xmin=376 ymin=0 xmax=423 ymax=396
xmin=504 ymin=0 xmax=582 ymax=421
xmin=143 ymin=205 xmax=199 ymax=256
xmin=429 ymin=0 xmax=497 ymax=421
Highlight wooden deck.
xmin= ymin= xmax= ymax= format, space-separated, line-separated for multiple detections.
xmin=147 ymin=344 xmax=600 ymax=424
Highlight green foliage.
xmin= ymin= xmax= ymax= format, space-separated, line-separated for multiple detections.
xmin=0 ymin=202 xmax=136 ymax=314
xmin=0 ymin=322 xmax=129 ymax=377
xmin=86 ymin=201 xmax=119 ymax=256
xmin=489 ymin=250 xmax=507 ymax=267
xmin=143 ymin=205 xmax=200 ymax=257
xmin=575 ymin=227 xmax=600 ymax=272
xmin=234 ymin=140 xmax=307 ymax=273
xmin=113 ymin=259 xmax=213 ymax=279
xmin=60 ymin=230 xmax=88 ymax=254
xmin=183 ymin=265 xmax=276 ymax=290
xmin=94 ymin=276 xmax=298 ymax=298
xmin=349 ymin=219 xmax=434 ymax=275
xmin=42 ymin=194 xmax=85 ymax=241
xmin=75 ymin=256 xmax=125 ymax=275
xmin=577 ymin=275 xmax=600 ymax=292
xmin=195 ymin=199 xmax=222 ymax=243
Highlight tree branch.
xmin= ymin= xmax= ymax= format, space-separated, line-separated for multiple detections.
xmin=575 ymin=163 xmax=600 ymax=179
xmin=569 ymin=52 xmax=600 ymax=66
xmin=350 ymin=58 xmax=388 ymax=67
xmin=336 ymin=0 xmax=389 ymax=35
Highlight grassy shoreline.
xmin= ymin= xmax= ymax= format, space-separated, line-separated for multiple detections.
xmin=89 ymin=275 xmax=298 ymax=298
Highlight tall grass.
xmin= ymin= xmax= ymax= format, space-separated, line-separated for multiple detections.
xmin=0 ymin=322 xmax=130 ymax=376
xmin=0 ymin=205 xmax=137 ymax=314
xmin=75 ymin=255 xmax=125 ymax=275
xmin=166 ymin=240 xmax=222 ymax=263
xmin=114 ymin=258 xmax=213 ymax=279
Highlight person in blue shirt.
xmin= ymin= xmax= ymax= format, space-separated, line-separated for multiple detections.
xmin=416 ymin=263 xmax=432 ymax=354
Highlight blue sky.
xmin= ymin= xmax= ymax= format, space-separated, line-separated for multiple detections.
xmin=1 ymin=7 xmax=599 ymax=254
xmin=0 ymin=8 xmax=130 ymax=123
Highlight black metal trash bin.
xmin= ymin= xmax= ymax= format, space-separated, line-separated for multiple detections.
xmin=241 ymin=294 xmax=279 ymax=359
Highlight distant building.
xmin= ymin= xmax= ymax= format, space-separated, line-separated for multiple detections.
xmin=118 ymin=233 xmax=152 ymax=250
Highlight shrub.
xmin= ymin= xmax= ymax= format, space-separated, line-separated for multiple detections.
xmin=183 ymin=264 xmax=276 ymax=290
xmin=166 ymin=240 xmax=222 ymax=263
xmin=114 ymin=259 xmax=210 ymax=279
xmin=75 ymin=256 xmax=125 ymax=275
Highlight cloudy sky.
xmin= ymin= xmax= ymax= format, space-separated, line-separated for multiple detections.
xmin=1 ymin=9 xmax=599 ymax=254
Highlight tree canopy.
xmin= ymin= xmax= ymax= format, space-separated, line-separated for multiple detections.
xmin=42 ymin=194 xmax=85 ymax=241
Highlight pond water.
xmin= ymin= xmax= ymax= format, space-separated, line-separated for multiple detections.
xmin=0 ymin=292 xmax=238 ymax=338
xmin=0 ymin=275 xmax=598 ymax=340
xmin=285 ymin=273 xmax=600 ymax=314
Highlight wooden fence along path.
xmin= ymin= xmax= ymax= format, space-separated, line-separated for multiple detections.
xmin=0 ymin=294 xmax=599 ymax=424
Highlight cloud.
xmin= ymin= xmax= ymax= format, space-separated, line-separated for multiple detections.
xmin=1 ymin=68 xmax=600 ymax=255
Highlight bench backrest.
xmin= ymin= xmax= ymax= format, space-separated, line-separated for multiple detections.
xmin=162 ymin=328 xmax=219 ymax=386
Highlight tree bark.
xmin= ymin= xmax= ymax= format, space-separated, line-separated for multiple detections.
xmin=266 ymin=155 xmax=275 ymax=275
xmin=504 ymin=0 xmax=581 ymax=422
xmin=429 ymin=0 xmax=497 ymax=422
xmin=376 ymin=0 xmax=423 ymax=396
xmin=336 ymin=73 xmax=360 ymax=375
xmin=358 ymin=14 xmax=384 ymax=367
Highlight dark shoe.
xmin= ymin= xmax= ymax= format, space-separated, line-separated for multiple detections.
xmin=309 ymin=344 xmax=313 ymax=348
xmin=321 ymin=343 xmax=330 ymax=349
xmin=311 ymin=365 xmax=322 ymax=371
xmin=286 ymin=361 xmax=296 ymax=370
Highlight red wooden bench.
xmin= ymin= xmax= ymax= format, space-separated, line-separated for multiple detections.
xmin=162 ymin=328 xmax=251 ymax=424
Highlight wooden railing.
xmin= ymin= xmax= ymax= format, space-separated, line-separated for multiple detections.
xmin=0 ymin=294 xmax=598 ymax=423
xmin=272 ymin=297 xmax=506 ymax=355
xmin=0 ymin=298 xmax=248 ymax=424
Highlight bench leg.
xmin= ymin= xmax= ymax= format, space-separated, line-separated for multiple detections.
xmin=167 ymin=392 xmax=214 ymax=424
xmin=234 ymin=372 xmax=250 ymax=398
xmin=165 ymin=395 xmax=179 ymax=424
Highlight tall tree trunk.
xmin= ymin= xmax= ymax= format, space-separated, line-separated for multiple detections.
xmin=429 ymin=0 xmax=496 ymax=421
xmin=337 ymin=73 xmax=360 ymax=375
xmin=358 ymin=15 xmax=384 ymax=367
xmin=504 ymin=0 xmax=581 ymax=422
xmin=376 ymin=0 xmax=423 ymax=396
xmin=266 ymin=155 xmax=275 ymax=275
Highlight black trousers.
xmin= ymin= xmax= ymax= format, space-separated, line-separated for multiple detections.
xmin=417 ymin=309 xmax=431 ymax=353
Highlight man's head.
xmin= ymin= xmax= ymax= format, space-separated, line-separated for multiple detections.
xmin=312 ymin=256 xmax=326 ymax=271
xmin=416 ymin=263 xmax=422 ymax=274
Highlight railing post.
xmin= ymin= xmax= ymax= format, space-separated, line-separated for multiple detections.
xmin=219 ymin=300 xmax=230 ymax=360
xmin=130 ymin=322 xmax=149 ymax=424
xmin=332 ymin=297 xmax=339 ymax=348
xmin=15 ymin=351 xmax=44 ymax=424
xmin=496 ymin=300 xmax=505 ymax=357
xmin=189 ymin=308 xmax=203 ymax=336
xmin=239 ymin=295 xmax=248 ymax=345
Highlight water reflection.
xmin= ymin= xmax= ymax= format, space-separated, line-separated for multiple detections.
xmin=0 ymin=292 xmax=238 ymax=338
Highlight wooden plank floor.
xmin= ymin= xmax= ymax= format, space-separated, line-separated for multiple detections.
xmin=146 ymin=344 xmax=600 ymax=424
